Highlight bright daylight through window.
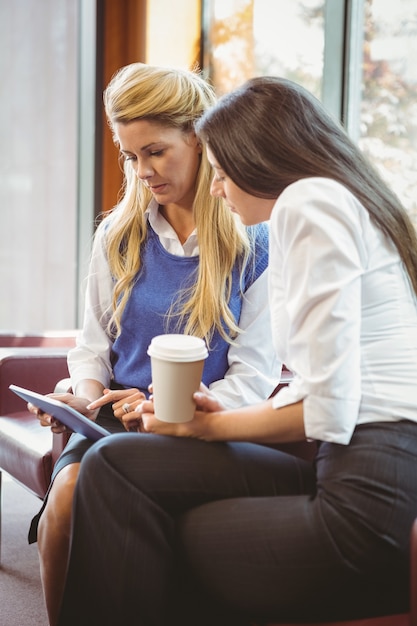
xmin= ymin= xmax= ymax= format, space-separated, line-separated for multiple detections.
xmin=205 ymin=0 xmax=417 ymax=227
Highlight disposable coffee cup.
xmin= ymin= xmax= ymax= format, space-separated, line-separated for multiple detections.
xmin=147 ymin=334 xmax=209 ymax=423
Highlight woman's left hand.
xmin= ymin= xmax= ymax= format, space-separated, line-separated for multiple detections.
xmin=87 ymin=388 xmax=146 ymax=429
xmin=135 ymin=385 xmax=224 ymax=437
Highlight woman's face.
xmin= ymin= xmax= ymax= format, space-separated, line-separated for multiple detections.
xmin=115 ymin=119 xmax=202 ymax=210
xmin=207 ymin=147 xmax=276 ymax=225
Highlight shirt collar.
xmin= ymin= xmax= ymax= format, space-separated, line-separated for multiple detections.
xmin=145 ymin=199 xmax=199 ymax=257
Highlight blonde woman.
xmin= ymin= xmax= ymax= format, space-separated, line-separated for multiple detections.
xmin=29 ymin=64 xmax=279 ymax=625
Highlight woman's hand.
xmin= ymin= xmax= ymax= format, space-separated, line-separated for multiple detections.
xmin=132 ymin=385 xmax=225 ymax=438
xmin=87 ymin=388 xmax=146 ymax=429
xmin=27 ymin=393 xmax=99 ymax=434
xmin=134 ymin=389 xmax=306 ymax=445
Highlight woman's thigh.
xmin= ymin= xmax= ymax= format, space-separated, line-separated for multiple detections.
xmin=178 ymin=494 xmax=380 ymax=623
xmin=61 ymin=425 xmax=417 ymax=624
xmin=91 ymin=433 xmax=316 ymax=513
xmin=178 ymin=423 xmax=417 ymax=622
xmin=58 ymin=435 xmax=315 ymax=626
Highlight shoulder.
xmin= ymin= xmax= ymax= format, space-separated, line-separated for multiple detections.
xmin=94 ymin=210 xmax=118 ymax=240
xmin=279 ymin=177 xmax=355 ymax=204
xmin=90 ymin=215 xmax=113 ymax=256
xmin=272 ymin=177 xmax=365 ymax=233
xmin=270 ymin=177 xmax=370 ymax=265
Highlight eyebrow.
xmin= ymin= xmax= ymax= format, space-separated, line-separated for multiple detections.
xmin=120 ymin=141 xmax=164 ymax=154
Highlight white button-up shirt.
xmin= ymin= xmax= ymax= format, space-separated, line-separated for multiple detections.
xmin=270 ymin=177 xmax=417 ymax=444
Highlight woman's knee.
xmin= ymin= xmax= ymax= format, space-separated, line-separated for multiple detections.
xmin=45 ymin=463 xmax=81 ymax=523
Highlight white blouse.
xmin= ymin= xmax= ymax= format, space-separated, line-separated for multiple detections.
xmin=270 ymin=177 xmax=417 ymax=444
xmin=68 ymin=201 xmax=281 ymax=409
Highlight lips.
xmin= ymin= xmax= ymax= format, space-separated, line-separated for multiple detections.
xmin=149 ymin=183 xmax=167 ymax=193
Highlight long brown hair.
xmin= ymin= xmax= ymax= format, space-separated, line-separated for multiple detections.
xmin=196 ymin=75 xmax=417 ymax=296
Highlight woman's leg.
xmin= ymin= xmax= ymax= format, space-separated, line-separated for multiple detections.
xmin=179 ymin=422 xmax=417 ymax=623
xmin=57 ymin=433 xmax=315 ymax=626
xmin=34 ymin=411 xmax=127 ymax=625
xmin=58 ymin=425 xmax=417 ymax=625
xmin=38 ymin=463 xmax=80 ymax=626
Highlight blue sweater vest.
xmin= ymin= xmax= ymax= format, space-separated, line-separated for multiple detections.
xmin=111 ymin=222 xmax=268 ymax=394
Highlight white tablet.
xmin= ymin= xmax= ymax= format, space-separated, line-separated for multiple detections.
xmin=9 ymin=384 xmax=110 ymax=442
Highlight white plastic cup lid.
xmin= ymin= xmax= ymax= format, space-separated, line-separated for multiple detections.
xmin=147 ymin=334 xmax=208 ymax=362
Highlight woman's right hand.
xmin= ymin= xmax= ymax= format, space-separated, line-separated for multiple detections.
xmin=28 ymin=392 xmax=99 ymax=434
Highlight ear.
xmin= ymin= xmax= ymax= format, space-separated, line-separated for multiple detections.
xmin=187 ymin=130 xmax=202 ymax=152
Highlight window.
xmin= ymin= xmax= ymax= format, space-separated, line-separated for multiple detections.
xmin=2 ymin=1 xmax=415 ymax=333
xmin=203 ymin=0 xmax=417 ymax=227
xmin=203 ymin=0 xmax=325 ymax=97
xmin=0 ymin=0 xmax=79 ymax=331
xmin=358 ymin=0 xmax=417 ymax=226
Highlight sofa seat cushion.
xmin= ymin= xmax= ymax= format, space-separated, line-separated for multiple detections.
xmin=0 ymin=412 xmax=52 ymax=499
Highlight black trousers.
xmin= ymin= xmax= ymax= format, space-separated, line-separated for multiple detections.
xmin=58 ymin=421 xmax=417 ymax=626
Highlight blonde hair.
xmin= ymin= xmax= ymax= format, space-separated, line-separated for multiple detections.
xmin=101 ymin=63 xmax=251 ymax=344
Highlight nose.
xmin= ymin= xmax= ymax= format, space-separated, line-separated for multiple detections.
xmin=210 ymin=176 xmax=225 ymax=198
xmin=134 ymin=158 xmax=154 ymax=181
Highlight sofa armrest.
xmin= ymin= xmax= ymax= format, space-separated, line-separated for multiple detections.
xmin=0 ymin=348 xmax=70 ymax=414
xmin=0 ymin=331 xmax=77 ymax=348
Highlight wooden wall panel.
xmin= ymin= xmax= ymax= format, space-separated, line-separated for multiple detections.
xmin=97 ymin=0 xmax=147 ymax=216
xmin=95 ymin=0 xmax=202 ymax=217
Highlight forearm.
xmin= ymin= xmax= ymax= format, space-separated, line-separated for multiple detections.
xmin=139 ymin=392 xmax=306 ymax=444
xmin=201 ymin=399 xmax=305 ymax=443
xmin=73 ymin=379 xmax=105 ymax=404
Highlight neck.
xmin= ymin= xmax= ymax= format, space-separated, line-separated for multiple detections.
xmin=158 ymin=204 xmax=195 ymax=244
